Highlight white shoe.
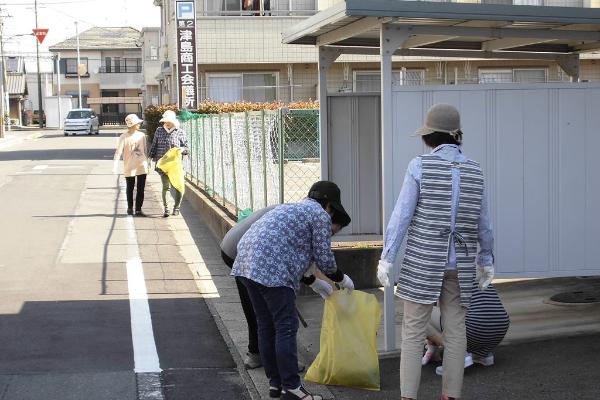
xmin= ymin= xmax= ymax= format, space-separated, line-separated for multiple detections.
xmin=435 ymin=353 xmax=473 ymax=376
xmin=244 ymin=352 xmax=262 ymax=369
xmin=422 ymin=344 xmax=440 ymax=366
xmin=473 ymin=352 xmax=495 ymax=366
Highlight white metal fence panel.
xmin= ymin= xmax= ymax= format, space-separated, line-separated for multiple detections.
xmin=327 ymin=95 xmax=382 ymax=236
xmin=389 ymin=83 xmax=600 ymax=278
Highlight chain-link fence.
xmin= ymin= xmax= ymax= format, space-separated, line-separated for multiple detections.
xmin=181 ymin=108 xmax=320 ymax=216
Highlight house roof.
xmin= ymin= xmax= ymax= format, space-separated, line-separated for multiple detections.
xmin=283 ymin=0 xmax=600 ymax=57
xmin=49 ymin=27 xmax=141 ymax=51
xmin=6 ymin=75 xmax=26 ymax=95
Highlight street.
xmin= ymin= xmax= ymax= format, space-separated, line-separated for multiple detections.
xmin=1 ymin=130 xmax=600 ymax=400
xmin=0 ymin=130 xmax=249 ymax=400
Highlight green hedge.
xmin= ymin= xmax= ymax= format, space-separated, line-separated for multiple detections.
xmin=144 ymin=100 xmax=318 ymax=133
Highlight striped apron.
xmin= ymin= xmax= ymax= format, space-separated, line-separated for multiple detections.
xmin=396 ymin=154 xmax=484 ymax=307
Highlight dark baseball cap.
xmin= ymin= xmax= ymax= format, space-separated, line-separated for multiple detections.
xmin=308 ymin=181 xmax=351 ymax=227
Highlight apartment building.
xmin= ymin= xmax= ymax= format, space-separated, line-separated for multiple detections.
xmin=49 ymin=27 xmax=144 ymax=125
xmin=153 ymin=0 xmax=600 ymax=105
xmin=141 ymin=27 xmax=161 ymax=108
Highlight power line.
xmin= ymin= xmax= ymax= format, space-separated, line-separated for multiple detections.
xmin=0 ymin=1 xmax=100 ymax=5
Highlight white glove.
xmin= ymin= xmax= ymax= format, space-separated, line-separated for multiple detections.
xmin=337 ymin=274 xmax=354 ymax=291
xmin=310 ymin=278 xmax=333 ymax=300
xmin=112 ymin=160 xmax=119 ymax=175
xmin=476 ymin=266 xmax=494 ymax=291
xmin=377 ymin=260 xmax=393 ymax=287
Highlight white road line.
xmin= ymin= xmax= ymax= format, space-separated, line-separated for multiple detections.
xmin=125 ymin=215 xmax=162 ymax=374
xmin=33 ymin=165 xmax=85 ymax=170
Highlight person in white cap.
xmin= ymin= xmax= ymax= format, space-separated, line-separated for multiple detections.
xmin=376 ymin=103 xmax=495 ymax=400
xmin=113 ymin=114 xmax=149 ymax=216
xmin=148 ymin=110 xmax=189 ymax=217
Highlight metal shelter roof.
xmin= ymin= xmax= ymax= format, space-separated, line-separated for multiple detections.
xmin=283 ymin=0 xmax=600 ymax=62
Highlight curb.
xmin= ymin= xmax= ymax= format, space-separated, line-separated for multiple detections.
xmin=0 ymin=130 xmax=45 ymax=150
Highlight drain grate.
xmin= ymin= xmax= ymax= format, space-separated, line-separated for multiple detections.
xmin=550 ymin=290 xmax=600 ymax=304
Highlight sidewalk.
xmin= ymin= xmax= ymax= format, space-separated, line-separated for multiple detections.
xmin=165 ymin=186 xmax=600 ymax=399
xmin=0 ymin=129 xmax=51 ymax=150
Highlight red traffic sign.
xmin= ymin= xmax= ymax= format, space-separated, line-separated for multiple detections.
xmin=32 ymin=29 xmax=49 ymax=44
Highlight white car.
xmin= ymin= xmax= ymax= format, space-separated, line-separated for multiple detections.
xmin=64 ymin=109 xmax=99 ymax=136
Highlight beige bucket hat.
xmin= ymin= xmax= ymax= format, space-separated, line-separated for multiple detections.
xmin=413 ymin=103 xmax=462 ymax=138
xmin=125 ymin=114 xmax=143 ymax=128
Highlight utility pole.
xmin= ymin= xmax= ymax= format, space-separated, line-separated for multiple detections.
xmin=34 ymin=0 xmax=43 ymax=128
xmin=55 ymin=53 xmax=62 ymax=128
xmin=0 ymin=12 xmax=5 ymax=138
xmin=75 ymin=21 xmax=82 ymax=108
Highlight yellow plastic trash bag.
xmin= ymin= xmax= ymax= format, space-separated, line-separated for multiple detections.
xmin=305 ymin=290 xmax=382 ymax=390
xmin=157 ymin=147 xmax=185 ymax=195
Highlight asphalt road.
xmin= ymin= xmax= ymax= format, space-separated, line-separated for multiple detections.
xmin=0 ymin=130 xmax=249 ymax=400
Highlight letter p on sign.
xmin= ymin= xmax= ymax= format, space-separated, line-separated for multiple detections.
xmin=33 ymin=29 xmax=49 ymax=44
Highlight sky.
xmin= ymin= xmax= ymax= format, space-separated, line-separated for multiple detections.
xmin=0 ymin=0 xmax=161 ymax=61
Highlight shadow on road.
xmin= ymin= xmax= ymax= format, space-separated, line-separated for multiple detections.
xmin=0 ymin=149 xmax=113 ymax=161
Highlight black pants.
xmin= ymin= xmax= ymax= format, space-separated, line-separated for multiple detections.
xmin=125 ymin=174 xmax=147 ymax=211
xmin=222 ymin=251 xmax=259 ymax=354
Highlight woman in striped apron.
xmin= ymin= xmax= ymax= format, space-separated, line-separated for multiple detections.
xmin=377 ymin=104 xmax=495 ymax=400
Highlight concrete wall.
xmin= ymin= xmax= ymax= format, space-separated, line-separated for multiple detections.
xmin=196 ymin=18 xmax=317 ymax=64
xmin=184 ymin=180 xmax=380 ymax=290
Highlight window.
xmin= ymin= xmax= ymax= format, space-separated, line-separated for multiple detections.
xmin=206 ymin=72 xmax=278 ymax=102
xmin=205 ymin=0 xmax=240 ymax=14
xmin=513 ymin=0 xmax=543 ymax=5
xmin=208 ymin=75 xmax=242 ymax=102
xmin=478 ymin=69 xmax=513 ymax=84
xmin=101 ymin=58 xmax=142 ymax=73
xmin=243 ymin=73 xmax=277 ymax=102
xmin=67 ymin=110 xmax=92 ymax=119
xmin=479 ymin=68 xmax=547 ymax=84
xmin=353 ymin=69 xmax=424 ymax=92
xmin=6 ymin=57 xmax=19 ymax=73
xmin=64 ymin=58 xmax=89 ymax=77
xmin=513 ymin=68 xmax=547 ymax=83
xmin=150 ymin=46 xmax=158 ymax=61
xmin=205 ymin=0 xmax=315 ymax=15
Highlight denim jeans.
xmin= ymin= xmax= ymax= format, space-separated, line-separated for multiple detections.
xmin=238 ymin=277 xmax=300 ymax=390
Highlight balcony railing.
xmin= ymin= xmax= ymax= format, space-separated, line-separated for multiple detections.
xmin=201 ymin=0 xmax=317 ymax=16
xmin=99 ymin=66 xmax=142 ymax=73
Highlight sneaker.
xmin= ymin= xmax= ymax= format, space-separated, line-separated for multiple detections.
xmin=435 ymin=353 xmax=473 ymax=376
xmin=473 ymin=352 xmax=495 ymax=366
xmin=243 ymin=352 xmax=261 ymax=369
xmin=172 ymin=208 xmax=180 ymax=216
xmin=135 ymin=210 xmax=147 ymax=217
xmin=163 ymin=209 xmax=170 ymax=218
xmin=281 ymin=386 xmax=322 ymax=400
xmin=422 ymin=344 xmax=440 ymax=366
xmin=269 ymin=386 xmax=282 ymax=398
xmin=126 ymin=208 xmax=134 ymax=215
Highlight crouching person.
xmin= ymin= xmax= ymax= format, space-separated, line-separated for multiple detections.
xmin=232 ymin=181 xmax=354 ymax=400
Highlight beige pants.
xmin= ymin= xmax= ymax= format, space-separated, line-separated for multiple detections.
xmin=400 ymin=271 xmax=467 ymax=399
